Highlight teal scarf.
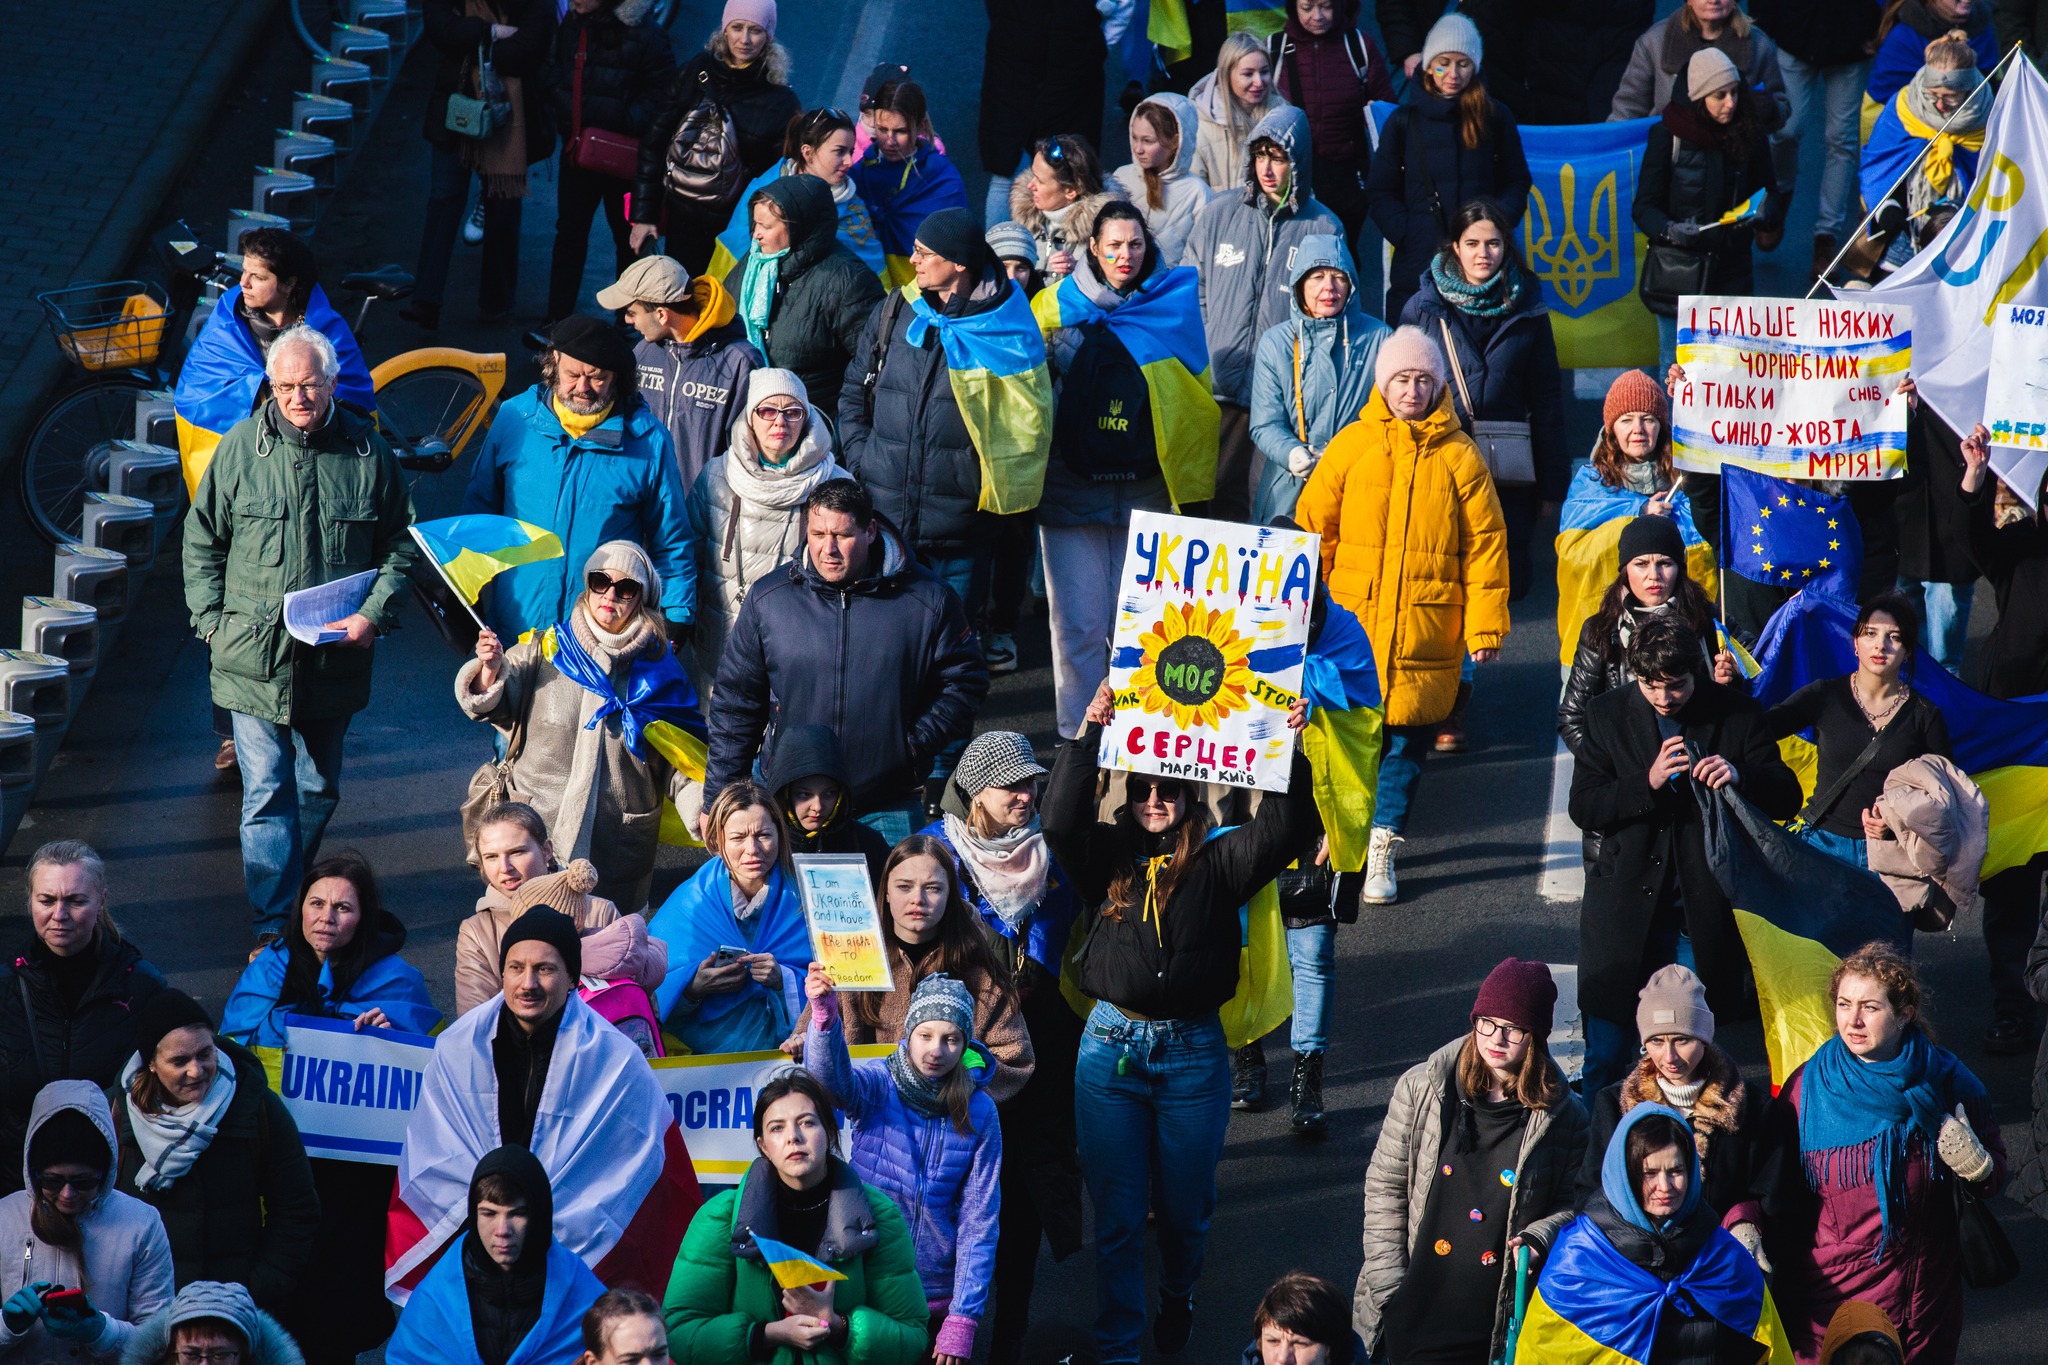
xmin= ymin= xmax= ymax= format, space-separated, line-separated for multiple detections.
xmin=738 ymin=246 xmax=788 ymax=351
xmin=1429 ymin=253 xmax=1525 ymax=318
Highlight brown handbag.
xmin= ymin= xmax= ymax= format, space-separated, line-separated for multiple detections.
xmin=459 ymin=686 xmax=531 ymax=863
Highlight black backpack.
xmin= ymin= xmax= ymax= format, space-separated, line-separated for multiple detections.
xmin=1054 ymin=323 xmax=1158 ymax=483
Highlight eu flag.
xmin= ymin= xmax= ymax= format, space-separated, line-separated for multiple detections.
xmin=1721 ymin=466 xmax=1861 ymax=596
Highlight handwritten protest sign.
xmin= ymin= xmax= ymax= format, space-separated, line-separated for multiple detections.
xmin=1099 ymin=512 xmax=1316 ymax=793
xmin=1981 ymin=302 xmax=2048 ymax=511
xmin=793 ymin=854 xmax=892 ymax=991
xmin=261 ymin=1014 xmax=436 ymax=1165
xmin=1673 ymin=297 xmax=1912 ymax=480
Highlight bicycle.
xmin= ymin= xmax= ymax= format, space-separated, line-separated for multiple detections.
xmin=19 ymin=240 xmax=507 ymax=545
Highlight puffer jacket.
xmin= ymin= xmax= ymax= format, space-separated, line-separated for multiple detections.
xmin=420 ymin=0 xmax=554 ymax=163
xmin=1631 ymin=94 xmax=1787 ymax=313
xmin=839 ymin=271 xmax=1026 ymax=555
xmin=1868 ymin=754 xmax=1990 ymax=924
xmin=720 ymin=175 xmax=887 ymax=416
xmin=632 ymin=49 xmax=801 ymax=219
xmin=1353 ymin=1037 xmax=1589 ymax=1359
xmin=1268 ymin=5 xmax=1394 ymax=166
xmin=1296 ymin=388 xmax=1510 ymax=727
xmin=804 ymin=1011 xmax=1001 ymax=1333
xmin=633 ymin=275 xmax=762 ymax=495
xmin=543 ymin=0 xmax=674 ymax=141
xmin=1183 ymin=105 xmax=1345 ymax=407
xmin=1186 ymin=70 xmax=1290 ymax=196
xmin=459 ymin=384 xmax=693 ymax=641
xmin=456 ymin=608 xmax=700 ymax=913
xmin=0 ymin=1083 xmax=173 ymax=1364
xmin=453 ymin=884 xmax=622 ymax=1017
xmin=1366 ymin=89 xmax=1532 ymax=318
xmin=1249 ymin=235 xmax=1388 ymax=526
xmin=1608 ymin=14 xmax=1792 ymax=129
xmin=1004 ymin=183 xmax=1127 ymax=284
xmin=120 ymin=1283 xmax=303 ymax=1365
xmin=1110 ymin=95 xmax=1213 ymax=267
xmin=687 ymin=399 xmax=848 ymax=676
xmin=1400 ymin=271 xmax=1571 ymax=502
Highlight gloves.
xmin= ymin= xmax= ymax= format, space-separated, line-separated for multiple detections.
xmin=1286 ymin=446 xmax=1318 ymax=480
xmin=1665 ymin=220 xmax=1704 ymax=246
xmin=1 ymin=1283 xmax=52 ymax=1336
xmin=1938 ymin=1102 xmax=1993 ymax=1182
xmin=666 ymin=618 xmax=695 ymax=653
xmin=1729 ymin=1221 xmax=1771 ymax=1275
xmin=42 ymin=1299 xmax=103 ymax=1346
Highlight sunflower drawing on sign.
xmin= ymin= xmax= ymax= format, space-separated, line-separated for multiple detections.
xmin=1130 ymin=601 xmax=1255 ymax=728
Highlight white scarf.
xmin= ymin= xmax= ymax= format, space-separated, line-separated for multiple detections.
xmin=943 ymin=812 xmax=1051 ymax=933
xmin=121 ymin=1052 xmax=237 ymax=1192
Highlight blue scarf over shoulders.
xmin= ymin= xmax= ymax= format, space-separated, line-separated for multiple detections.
xmin=544 ymin=621 xmax=706 ymax=765
xmin=386 ymin=1239 xmax=601 ymax=1365
xmin=647 ymin=859 xmax=812 ymax=1024
xmin=220 ymin=942 xmax=440 ymax=1048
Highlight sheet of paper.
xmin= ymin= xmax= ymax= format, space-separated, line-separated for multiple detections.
xmin=792 ymin=854 xmax=893 ymax=992
xmin=283 ymin=568 xmax=378 ymax=646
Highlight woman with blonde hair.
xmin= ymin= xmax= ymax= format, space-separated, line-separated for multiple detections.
xmin=1189 ymin=32 xmax=1290 ymax=194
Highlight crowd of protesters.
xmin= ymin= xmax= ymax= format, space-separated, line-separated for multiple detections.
xmin=67 ymin=0 xmax=2048 ymax=1362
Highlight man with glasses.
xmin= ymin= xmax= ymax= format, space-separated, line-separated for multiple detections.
xmin=462 ymin=314 xmax=696 ymax=652
xmin=597 ymin=255 xmax=759 ymax=496
xmin=184 ymin=325 xmax=417 ymax=950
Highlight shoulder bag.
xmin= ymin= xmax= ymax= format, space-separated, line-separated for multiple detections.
xmin=459 ymin=684 xmax=532 ymax=862
xmin=1953 ymin=1170 xmax=2021 ymax=1288
xmin=1639 ymin=137 xmax=1715 ymax=314
xmin=663 ymin=68 xmax=745 ymax=210
xmin=567 ymin=29 xmax=640 ymax=181
xmin=445 ymin=43 xmax=511 ymax=140
xmin=1439 ymin=317 xmax=1535 ymax=485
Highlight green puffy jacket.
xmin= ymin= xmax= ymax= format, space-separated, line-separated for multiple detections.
xmin=182 ymin=400 xmax=417 ymax=724
xmin=663 ymin=1159 xmax=928 ymax=1365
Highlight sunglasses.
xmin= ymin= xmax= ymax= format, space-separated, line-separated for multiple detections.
xmin=1042 ymin=139 xmax=1069 ymax=164
xmin=753 ymin=403 xmax=807 ymax=425
xmin=585 ymin=572 xmax=644 ymax=599
xmin=34 ymin=1172 xmax=103 ymax=1196
xmin=1129 ymin=779 xmax=1187 ymax=802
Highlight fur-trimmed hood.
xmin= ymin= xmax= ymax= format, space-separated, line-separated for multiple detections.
xmin=120 ymin=1282 xmax=304 ymax=1365
xmin=1004 ymin=181 xmax=1129 ymax=256
xmin=1616 ymin=1046 xmax=1746 ymax=1163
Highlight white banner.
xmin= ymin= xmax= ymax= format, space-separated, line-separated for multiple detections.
xmin=272 ymin=1014 xmax=435 ymax=1165
xmin=1981 ymin=301 xmax=2048 ymax=509
xmin=1859 ymin=55 xmax=2048 ymax=436
xmin=651 ymin=1045 xmax=890 ymax=1184
xmin=1672 ymin=296 xmax=1913 ymax=479
xmin=1098 ymin=512 xmax=1316 ymax=793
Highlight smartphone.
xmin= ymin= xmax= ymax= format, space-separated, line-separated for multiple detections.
xmin=713 ymin=945 xmax=749 ymax=966
xmin=42 ymin=1289 xmax=85 ymax=1312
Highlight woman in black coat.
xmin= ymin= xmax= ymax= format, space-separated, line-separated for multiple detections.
xmin=722 ymin=174 xmax=885 ymax=417
xmin=978 ymin=0 xmax=1107 ymax=220
xmin=631 ymin=9 xmax=801 ymax=275
xmin=541 ymin=0 xmax=675 ymax=327
xmin=406 ymin=0 xmax=555 ymax=329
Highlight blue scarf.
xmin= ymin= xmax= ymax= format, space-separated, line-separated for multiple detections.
xmin=738 ymin=246 xmax=788 ymax=351
xmin=1427 ymin=254 xmax=1526 ymax=318
xmin=1599 ymin=1103 xmax=1705 ymax=1235
xmin=1796 ymin=1028 xmax=1985 ymax=1257
xmin=646 ymin=859 xmax=812 ymax=1024
xmin=544 ymin=622 xmax=705 ymax=764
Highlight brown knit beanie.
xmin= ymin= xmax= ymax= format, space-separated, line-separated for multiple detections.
xmin=1687 ymin=48 xmax=1741 ymax=102
xmin=1603 ymin=368 xmax=1669 ymax=432
xmin=1637 ymin=964 xmax=1714 ymax=1043
xmin=509 ymin=858 xmax=599 ymax=920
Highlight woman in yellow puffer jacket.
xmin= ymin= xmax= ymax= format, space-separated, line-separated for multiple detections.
xmin=1296 ymin=324 xmax=1509 ymax=906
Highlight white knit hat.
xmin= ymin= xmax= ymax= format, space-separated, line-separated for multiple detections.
xmin=746 ymin=367 xmax=808 ymax=408
xmin=1421 ymin=14 xmax=1483 ymax=72
xmin=1374 ymin=325 xmax=1449 ymax=389
xmin=1686 ymin=48 xmax=1742 ymax=103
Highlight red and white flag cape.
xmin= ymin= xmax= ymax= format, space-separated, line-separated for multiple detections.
xmin=384 ymin=993 xmax=701 ymax=1302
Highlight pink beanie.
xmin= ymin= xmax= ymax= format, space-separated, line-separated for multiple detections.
xmin=1374 ymin=324 xmax=1449 ymax=390
xmin=722 ymin=0 xmax=777 ymax=36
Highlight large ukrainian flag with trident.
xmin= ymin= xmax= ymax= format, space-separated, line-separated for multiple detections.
xmin=901 ymin=282 xmax=1055 ymax=513
xmin=1521 ymin=118 xmax=1661 ymax=368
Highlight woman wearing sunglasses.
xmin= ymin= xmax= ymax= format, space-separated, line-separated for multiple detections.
xmin=1040 ymin=681 xmax=1319 ymax=1361
xmin=0 ymin=1081 xmax=173 ymax=1361
xmin=458 ymin=540 xmax=706 ymax=913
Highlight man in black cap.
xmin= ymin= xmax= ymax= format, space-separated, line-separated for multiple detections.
xmin=493 ymin=908 xmax=579 ymax=1150
xmin=460 ymin=314 xmax=697 ymax=648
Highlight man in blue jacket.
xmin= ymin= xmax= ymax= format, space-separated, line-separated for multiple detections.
xmin=705 ymin=478 xmax=990 ymax=842
xmin=461 ymin=315 xmax=696 ymax=648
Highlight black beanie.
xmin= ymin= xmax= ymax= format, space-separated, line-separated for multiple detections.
xmin=548 ymin=313 xmax=637 ymax=379
xmin=498 ymin=907 xmax=582 ymax=981
xmin=1616 ymin=514 xmax=1687 ymax=567
xmin=28 ymin=1106 xmax=111 ymax=1179
xmin=133 ymin=988 xmax=214 ymax=1064
xmin=914 ymin=208 xmax=983 ymax=270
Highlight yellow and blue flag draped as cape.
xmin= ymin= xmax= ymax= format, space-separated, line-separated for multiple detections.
xmin=704 ymin=167 xmax=888 ymax=285
xmin=851 ymin=144 xmax=970 ymax=290
xmin=1032 ymin=264 xmax=1220 ymax=508
xmin=1861 ymin=86 xmax=1985 ymax=214
xmin=541 ymin=623 xmax=707 ymax=848
xmin=748 ymin=1231 xmax=848 ymax=1290
xmin=1554 ymin=462 xmax=1718 ymax=668
xmin=175 ymin=284 xmax=376 ymax=498
xmin=410 ymin=515 xmax=563 ymax=605
xmin=1520 ymin=117 xmax=1660 ymax=368
xmin=1301 ymin=593 xmax=1383 ymax=873
xmin=902 ymin=283 xmax=1054 ymax=514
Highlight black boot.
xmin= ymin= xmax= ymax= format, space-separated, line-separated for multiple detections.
xmin=1290 ymin=1050 xmax=1327 ymax=1136
xmin=1230 ymin=1042 xmax=1266 ymax=1111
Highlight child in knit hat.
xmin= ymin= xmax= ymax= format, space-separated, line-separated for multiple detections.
xmin=801 ymin=967 xmax=999 ymax=1364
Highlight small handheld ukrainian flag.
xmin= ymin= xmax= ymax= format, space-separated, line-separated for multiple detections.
xmin=750 ymin=1231 xmax=848 ymax=1290
xmin=1715 ymin=187 xmax=1769 ymax=227
xmin=409 ymin=515 xmax=565 ymax=626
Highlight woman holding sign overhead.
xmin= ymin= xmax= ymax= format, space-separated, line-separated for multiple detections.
xmin=1042 ymin=685 xmax=1317 ymax=1362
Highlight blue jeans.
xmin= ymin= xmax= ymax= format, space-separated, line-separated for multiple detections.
xmin=230 ymin=711 xmax=350 ymax=936
xmin=1780 ymin=54 xmax=1872 ymax=239
xmin=1792 ymin=822 xmax=1869 ymax=868
xmin=1286 ymin=923 xmax=1335 ymax=1053
xmin=922 ymin=549 xmax=994 ymax=781
xmin=1895 ymin=577 xmax=1972 ymax=673
xmin=1074 ymin=1001 xmax=1231 ymax=1362
xmin=856 ymin=797 xmax=925 ymax=848
xmin=1657 ymin=313 xmax=1678 ymax=376
xmin=1579 ymin=931 xmax=1695 ymax=1096
xmin=1374 ymin=725 xmax=1432 ymax=835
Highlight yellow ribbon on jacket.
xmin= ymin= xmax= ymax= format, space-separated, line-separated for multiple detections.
xmin=1894 ymin=89 xmax=1986 ymax=197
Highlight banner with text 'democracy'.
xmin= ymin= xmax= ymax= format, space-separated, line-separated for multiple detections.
xmin=1673 ymin=296 xmax=1912 ymax=480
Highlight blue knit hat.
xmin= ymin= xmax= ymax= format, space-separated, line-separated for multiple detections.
xmin=902 ymin=973 xmax=975 ymax=1038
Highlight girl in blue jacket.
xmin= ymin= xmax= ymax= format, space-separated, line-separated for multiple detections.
xmin=803 ymin=967 xmax=1001 ymax=1365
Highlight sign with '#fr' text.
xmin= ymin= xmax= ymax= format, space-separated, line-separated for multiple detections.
xmin=1672 ymin=297 xmax=1912 ymax=480
xmin=651 ymin=1045 xmax=891 ymax=1184
xmin=1980 ymin=303 xmax=2048 ymax=511
xmin=1100 ymin=511 xmax=1317 ymax=793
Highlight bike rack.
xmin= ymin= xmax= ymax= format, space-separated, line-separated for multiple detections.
xmin=224 ymin=208 xmax=292 ymax=258
xmin=131 ymin=392 xmax=177 ymax=448
xmin=53 ymin=544 xmax=129 ymax=623
xmin=330 ymin=24 xmax=394 ymax=82
xmin=22 ymin=599 xmax=100 ymax=676
xmin=349 ymin=0 xmax=415 ymax=48
xmin=311 ymin=56 xmax=374 ymax=110
xmin=273 ymin=130 xmax=339 ymax=190
xmin=292 ymin=92 xmax=357 ymax=153
xmin=251 ymin=167 xmax=320 ymax=233
xmin=104 ymin=440 xmax=184 ymax=516
xmin=80 ymin=494 xmax=158 ymax=568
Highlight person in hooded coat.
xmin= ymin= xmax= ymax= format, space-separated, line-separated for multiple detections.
xmin=1111 ymin=96 xmax=1214 ymax=269
xmin=1866 ymin=0 xmax=1998 ymax=115
xmin=0 ymin=1082 xmax=173 ymax=1364
xmin=1248 ymin=234 xmax=1388 ymax=527
xmin=765 ymin=724 xmax=892 ymax=880
xmin=385 ymin=1147 xmax=604 ymax=1365
xmin=1185 ymin=105 xmax=1344 ymax=522
xmin=120 ymin=1281 xmax=301 ymax=1365
xmin=722 ymin=174 xmax=888 ymax=418
xmin=1188 ymin=33 xmax=1292 ymax=197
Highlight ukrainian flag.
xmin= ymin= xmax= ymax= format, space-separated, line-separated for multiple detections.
xmin=410 ymin=515 xmax=563 ymax=605
xmin=1032 ymin=264 xmax=1220 ymax=508
xmin=851 ymin=145 xmax=970 ymax=290
xmin=902 ymin=284 xmax=1053 ymax=514
xmin=706 ymin=167 xmax=887 ymax=285
xmin=1553 ymin=462 xmax=1717 ymax=668
xmin=1717 ymin=187 xmax=1768 ymax=227
xmin=1301 ymin=594 xmax=1383 ymax=873
xmin=1520 ymin=118 xmax=1661 ymax=368
xmin=748 ymin=1231 xmax=847 ymax=1290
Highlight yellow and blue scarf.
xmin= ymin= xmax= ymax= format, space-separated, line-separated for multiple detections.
xmin=903 ymin=281 xmax=1054 ymax=514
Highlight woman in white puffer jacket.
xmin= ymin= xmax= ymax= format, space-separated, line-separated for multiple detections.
xmin=1110 ymin=94 xmax=1213 ymax=268
xmin=686 ymin=368 xmax=849 ymax=688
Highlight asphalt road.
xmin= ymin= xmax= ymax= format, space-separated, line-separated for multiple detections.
xmin=4 ymin=2 xmax=2044 ymax=1362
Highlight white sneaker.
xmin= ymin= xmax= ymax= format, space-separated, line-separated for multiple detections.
xmin=462 ymin=198 xmax=486 ymax=245
xmin=985 ymin=632 xmax=1019 ymax=674
xmin=1362 ymin=827 xmax=1403 ymax=904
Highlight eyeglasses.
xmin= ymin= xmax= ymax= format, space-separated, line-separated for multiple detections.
xmin=33 ymin=1172 xmax=103 ymax=1196
xmin=175 ymin=1350 xmax=242 ymax=1365
xmin=272 ymin=381 xmax=331 ymax=397
xmin=1473 ymin=1017 xmax=1531 ymax=1045
xmin=752 ymin=403 xmax=807 ymax=425
xmin=585 ymin=572 xmax=644 ymax=599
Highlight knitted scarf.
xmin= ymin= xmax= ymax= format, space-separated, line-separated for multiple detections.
xmin=1428 ymin=254 xmax=1525 ymax=318
xmin=738 ymin=246 xmax=788 ymax=351
xmin=1797 ymin=1028 xmax=1984 ymax=1258
xmin=941 ymin=812 xmax=1050 ymax=933
xmin=886 ymin=1039 xmax=951 ymax=1119
xmin=120 ymin=1053 xmax=238 ymax=1193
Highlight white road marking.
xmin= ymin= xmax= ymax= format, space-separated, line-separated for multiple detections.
xmin=831 ymin=0 xmax=898 ymax=112
xmin=1540 ymin=738 xmax=1584 ymax=903
xmin=1547 ymin=962 xmax=1584 ymax=1083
